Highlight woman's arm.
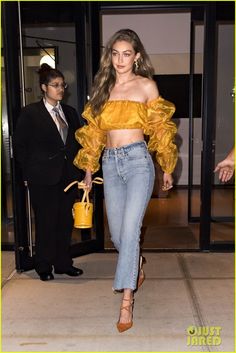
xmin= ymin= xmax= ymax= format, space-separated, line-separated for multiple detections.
xmin=73 ymin=104 xmax=106 ymax=175
xmin=83 ymin=170 xmax=93 ymax=191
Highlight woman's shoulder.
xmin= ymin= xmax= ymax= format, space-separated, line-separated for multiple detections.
xmin=134 ymin=75 xmax=153 ymax=86
xmin=140 ymin=78 xmax=159 ymax=101
xmin=132 ymin=76 xmax=158 ymax=99
xmin=134 ymin=76 xmax=157 ymax=89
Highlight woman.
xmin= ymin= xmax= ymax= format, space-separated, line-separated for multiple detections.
xmin=74 ymin=29 xmax=178 ymax=332
xmin=14 ymin=64 xmax=83 ymax=281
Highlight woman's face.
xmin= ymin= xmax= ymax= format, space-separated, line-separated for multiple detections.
xmin=41 ymin=77 xmax=66 ymax=105
xmin=111 ymin=40 xmax=140 ymax=75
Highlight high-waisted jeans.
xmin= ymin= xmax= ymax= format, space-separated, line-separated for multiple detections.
xmin=102 ymin=141 xmax=155 ymax=291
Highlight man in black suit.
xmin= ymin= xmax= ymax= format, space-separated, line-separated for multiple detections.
xmin=13 ymin=64 xmax=83 ymax=281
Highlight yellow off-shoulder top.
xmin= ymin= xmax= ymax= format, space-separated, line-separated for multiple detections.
xmin=73 ymin=96 xmax=178 ymax=174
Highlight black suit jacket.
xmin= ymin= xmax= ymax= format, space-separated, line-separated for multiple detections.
xmin=13 ymin=100 xmax=82 ymax=185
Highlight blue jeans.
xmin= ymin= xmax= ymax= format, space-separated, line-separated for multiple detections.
xmin=102 ymin=141 xmax=155 ymax=291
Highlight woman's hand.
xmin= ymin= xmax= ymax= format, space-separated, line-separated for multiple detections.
xmin=83 ymin=170 xmax=92 ymax=191
xmin=162 ymin=173 xmax=173 ymax=191
xmin=214 ymin=147 xmax=235 ymax=182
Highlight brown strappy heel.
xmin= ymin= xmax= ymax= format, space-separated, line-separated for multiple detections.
xmin=137 ymin=255 xmax=146 ymax=289
xmin=116 ymin=298 xmax=134 ymax=333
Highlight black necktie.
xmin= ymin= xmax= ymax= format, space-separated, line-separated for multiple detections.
xmin=52 ymin=107 xmax=68 ymax=144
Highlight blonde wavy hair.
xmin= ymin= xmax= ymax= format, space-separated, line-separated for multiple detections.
xmin=88 ymin=28 xmax=154 ymax=116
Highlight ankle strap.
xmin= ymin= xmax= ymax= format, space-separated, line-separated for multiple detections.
xmin=122 ymin=298 xmax=134 ymax=302
xmin=120 ymin=298 xmax=134 ymax=312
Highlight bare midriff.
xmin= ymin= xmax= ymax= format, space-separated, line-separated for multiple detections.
xmin=106 ymin=129 xmax=144 ymax=148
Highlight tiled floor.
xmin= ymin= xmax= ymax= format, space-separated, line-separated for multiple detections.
xmin=1 ymin=251 xmax=234 ymax=352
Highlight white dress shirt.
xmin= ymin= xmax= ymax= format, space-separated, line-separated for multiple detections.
xmin=43 ymin=99 xmax=68 ymax=131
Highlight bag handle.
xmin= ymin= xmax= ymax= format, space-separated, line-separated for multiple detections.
xmin=64 ymin=177 xmax=103 ymax=193
xmin=64 ymin=177 xmax=103 ymax=205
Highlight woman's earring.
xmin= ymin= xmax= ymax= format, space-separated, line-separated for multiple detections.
xmin=134 ymin=60 xmax=139 ymax=72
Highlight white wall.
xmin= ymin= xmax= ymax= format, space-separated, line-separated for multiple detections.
xmin=102 ymin=13 xmax=191 ymax=54
xmin=102 ymin=13 xmax=191 ymax=76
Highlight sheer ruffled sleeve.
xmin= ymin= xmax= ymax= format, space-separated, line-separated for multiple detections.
xmin=145 ymin=97 xmax=178 ymax=174
xmin=73 ymin=104 xmax=106 ymax=174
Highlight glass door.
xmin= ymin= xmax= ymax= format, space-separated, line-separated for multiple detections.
xmin=187 ymin=12 xmax=204 ymax=240
xmin=101 ymin=6 xmax=204 ymax=250
xmin=100 ymin=2 xmax=234 ymax=251
xmin=1 ymin=57 xmax=15 ymax=250
xmin=210 ymin=21 xmax=234 ymax=250
xmin=188 ymin=5 xmax=234 ymax=251
xmin=21 ymin=18 xmax=104 ymax=258
xmin=1 ymin=2 xmax=104 ymax=272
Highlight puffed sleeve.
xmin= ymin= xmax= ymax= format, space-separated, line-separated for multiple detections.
xmin=145 ymin=96 xmax=178 ymax=174
xmin=73 ymin=104 xmax=106 ymax=174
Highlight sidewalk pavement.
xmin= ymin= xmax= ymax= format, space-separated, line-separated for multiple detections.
xmin=1 ymin=252 xmax=234 ymax=352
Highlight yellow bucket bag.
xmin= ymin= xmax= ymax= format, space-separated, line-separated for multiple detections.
xmin=64 ymin=177 xmax=103 ymax=229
